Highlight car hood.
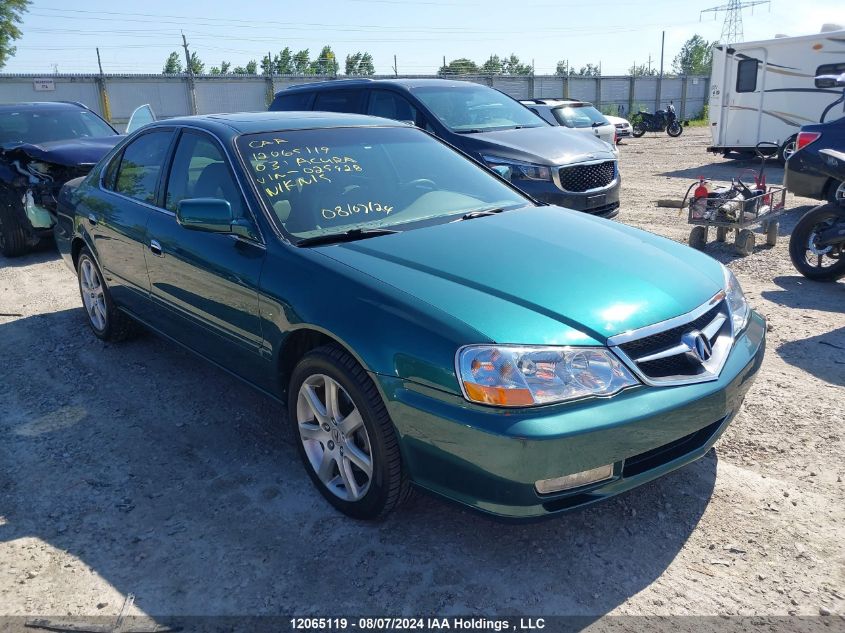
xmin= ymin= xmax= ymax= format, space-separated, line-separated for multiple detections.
xmin=1 ymin=136 xmax=122 ymax=167
xmin=316 ymin=206 xmax=725 ymax=346
xmin=459 ymin=125 xmax=616 ymax=165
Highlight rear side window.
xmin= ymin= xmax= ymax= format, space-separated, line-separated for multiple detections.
xmin=313 ymin=90 xmax=364 ymax=114
xmin=102 ymin=151 xmax=122 ymax=190
xmin=736 ymin=58 xmax=759 ymax=93
xmin=271 ymin=91 xmax=314 ymax=111
xmin=114 ymin=130 xmax=174 ymax=205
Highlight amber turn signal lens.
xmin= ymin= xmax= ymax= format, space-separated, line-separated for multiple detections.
xmin=463 ymin=382 xmax=534 ymax=406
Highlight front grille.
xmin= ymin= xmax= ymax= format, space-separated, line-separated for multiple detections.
xmin=613 ymin=299 xmax=732 ymax=384
xmin=558 ymin=161 xmax=615 ymax=192
xmin=614 ymin=123 xmax=626 ymax=129
xmin=622 ymin=418 xmax=725 ymax=477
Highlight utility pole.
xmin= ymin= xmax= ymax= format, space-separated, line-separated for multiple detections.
xmin=181 ymin=32 xmax=198 ymax=115
xmin=657 ymin=30 xmax=665 ymax=111
xmin=393 ymin=54 xmax=398 ymax=77
xmin=659 ymin=31 xmax=665 ymax=77
xmin=701 ymin=0 xmax=771 ymax=44
xmin=95 ymin=47 xmax=111 ymax=124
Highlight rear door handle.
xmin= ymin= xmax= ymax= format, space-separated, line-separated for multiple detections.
xmin=87 ymin=213 xmax=98 ymax=226
xmin=149 ymin=239 xmax=163 ymax=257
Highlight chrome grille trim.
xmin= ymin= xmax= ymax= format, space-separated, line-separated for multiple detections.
xmin=608 ymin=292 xmax=735 ymax=387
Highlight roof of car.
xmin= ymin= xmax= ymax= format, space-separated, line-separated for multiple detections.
xmin=276 ymin=78 xmax=492 ymax=95
xmin=520 ymin=98 xmax=592 ymax=108
xmin=152 ymin=111 xmax=408 ymax=135
xmin=0 ymin=101 xmax=91 ymax=112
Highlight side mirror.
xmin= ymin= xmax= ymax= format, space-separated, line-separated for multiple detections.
xmin=491 ymin=165 xmax=512 ymax=180
xmin=814 ymin=72 xmax=845 ymax=89
xmin=176 ymin=198 xmax=234 ymax=233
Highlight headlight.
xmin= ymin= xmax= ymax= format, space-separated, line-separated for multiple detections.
xmin=722 ymin=265 xmax=750 ymax=333
xmin=457 ymin=345 xmax=638 ymax=407
xmin=481 ymin=155 xmax=552 ymax=181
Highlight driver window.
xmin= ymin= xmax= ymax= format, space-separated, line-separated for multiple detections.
xmin=165 ymin=132 xmax=245 ymax=218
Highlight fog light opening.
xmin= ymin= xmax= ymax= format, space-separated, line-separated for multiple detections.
xmin=535 ymin=464 xmax=614 ymax=495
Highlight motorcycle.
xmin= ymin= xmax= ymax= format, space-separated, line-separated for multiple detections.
xmin=631 ymin=104 xmax=683 ymax=138
xmin=788 ymin=148 xmax=845 ymax=282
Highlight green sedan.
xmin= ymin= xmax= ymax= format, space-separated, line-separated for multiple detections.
xmin=55 ymin=112 xmax=766 ymax=520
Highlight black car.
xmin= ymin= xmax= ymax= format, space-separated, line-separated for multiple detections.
xmin=269 ymin=79 xmax=621 ymax=218
xmin=0 ymin=102 xmax=122 ymax=257
xmin=785 ymin=115 xmax=845 ymax=207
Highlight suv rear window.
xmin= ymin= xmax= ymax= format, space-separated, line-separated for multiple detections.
xmin=552 ymin=105 xmax=608 ymax=129
xmin=313 ymin=90 xmax=365 ymax=114
xmin=271 ymin=91 xmax=314 ymax=111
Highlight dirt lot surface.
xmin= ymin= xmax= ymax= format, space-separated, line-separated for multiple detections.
xmin=1 ymin=127 xmax=843 ymax=624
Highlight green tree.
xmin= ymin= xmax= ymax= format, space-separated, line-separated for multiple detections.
xmin=233 ymin=60 xmax=257 ymax=75
xmin=672 ymin=34 xmax=712 ymax=75
xmin=438 ymin=58 xmax=479 ymax=76
xmin=0 ymin=0 xmax=30 ymax=69
xmin=629 ymin=63 xmax=658 ymax=77
xmin=209 ymin=60 xmax=231 ymax=75
xmin=309 ymin=45 xmax=338 ymax=75
xmin=502 ymin=54 xmax=531 ymax=75
xmin=163 ymin=51 xmax=183 ymax=74
xmin=187 ymin=51 xmax=204 ymax=75
xmin=358 ymin=52 xmax=374 ymax=76
xmin=555 ymin=60 xmax=570 ymax=76
xmin=480 ymin=55 xmax=502 ymax=75
xmin=275 ymin=47 xmax=293 ymax=74
xmin=260 ymin=53 xmax=273 ymax=75
xmin=292 ymin=49 xmax=310 ymax=74
xmin=345 ymin=52 xmax=363 ymax=75
xmin=576 ymin=63 xmax=601 ymax=77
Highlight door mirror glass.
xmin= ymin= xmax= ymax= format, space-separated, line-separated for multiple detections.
xmin=126 ymin=104 xmax=156 ymax=134
xmin=491 ymin=165 xmax=512 ymax=180
xmin=176 ymin=198 xmax=234 ymax=233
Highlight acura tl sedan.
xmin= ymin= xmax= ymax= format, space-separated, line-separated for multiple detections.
xmin=55 ymin=112 xmax=765 ymax=520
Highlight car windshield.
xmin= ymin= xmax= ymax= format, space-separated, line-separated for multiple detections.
xmin=0 ymin=109 xmax=116 ymax=145
xmin=553 ymin=105 xmax=609 ymax=129
xmin=412 ymin=84 xmax=545 ymax=133
xmin=237 ymin=126 xmax=530 ymax=242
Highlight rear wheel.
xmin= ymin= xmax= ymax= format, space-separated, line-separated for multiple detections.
xmin=76 ymin=248 xmax=136 ymax=341
xmin=778 ymin=135 xmax=797 ymax=165
xmin=289 ymin=345 xmax=411 ymax=519
xmin=0 ymin=193 xmax=29 ymax=258
xmin=827 ymin=180 xmax=844 ymax=207
xmin=788 ymin=205 xmax=845 ymax=281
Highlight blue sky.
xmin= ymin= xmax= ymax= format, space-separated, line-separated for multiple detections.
xmin=4 ymin=0 xmax=845 ymax=75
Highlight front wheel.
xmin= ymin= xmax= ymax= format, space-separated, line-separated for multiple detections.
xmin=0 ymin=195 xmax=30 ymax=258
xmin=667 ymin=121 xmax=683 ymax=137
xmin=788 ymin=205 xmax=845 ymax=281
xmin=827 ymin=180 xmax=844 ymax=207
xmin=289 ymin=345 xmax=411 ymax=519
xmin=631 ymin=123 xmax=646 ymax=138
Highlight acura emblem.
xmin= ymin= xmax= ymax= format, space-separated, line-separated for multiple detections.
xmin=681 ymin=330 xmax=713 ymax=362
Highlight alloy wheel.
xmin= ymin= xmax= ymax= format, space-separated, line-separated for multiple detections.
xmin=296 ymin=374 xmax=373 ymax=502
xmin=835 ymin=181 xmax=845 ymax=207
xmin=80 ymin=258 xmax=107 ymax=331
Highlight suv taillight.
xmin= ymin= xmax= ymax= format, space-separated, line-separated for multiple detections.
xmin=796 ymin=131 xmax=821 ymax=151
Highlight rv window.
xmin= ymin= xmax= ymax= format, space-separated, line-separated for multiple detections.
xmin=736 ymin=59 xmax=759 ymax=93
xmin=815 ymin=63 xmax=845 ymax=89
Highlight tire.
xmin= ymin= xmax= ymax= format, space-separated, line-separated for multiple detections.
xmin=827 ymin=180 xmax=845 ymax=207
xmin=766 ymin=221 xmax=779 ymax=247
xmin=632 ymin=123 xmax=646 ymax=138
xmin=788 ymin=205 xmax=845 ymax=281
xmin=689 ymin=225 xmax=707 ymax=250
xmin=716 ymin=226 xmax=729 ymax=242
xmin=735 ymin=229 xmax=755 ymax=256
xmin=0 ymin=194 xmax=29 ymax=258
xmin=288 ymin=345 xmax=411 ymax=520
xmin=76 ymin=248 xmax=136 ymax=341
xmin=778 ymin=135 xmax=797 ymax=165
xmin=667 ymin=121 xmax=683 ymax=137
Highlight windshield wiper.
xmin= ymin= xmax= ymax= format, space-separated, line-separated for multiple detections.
xmin=459 ymin=207 xmax=507 ymax=221
xmin=453 ymin=128 xmax=486 ymax=134
xmin=296 ymin=227 xmax=399 ymax=247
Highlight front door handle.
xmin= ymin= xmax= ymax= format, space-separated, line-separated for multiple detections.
xmin=149 ymin=239 xmax=163 ymax=257
xmin=87 ymin=213 xmax=98 ymax=226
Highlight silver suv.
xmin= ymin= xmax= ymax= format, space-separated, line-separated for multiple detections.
xmin=521 ymin=99 xmax=617 ymax=154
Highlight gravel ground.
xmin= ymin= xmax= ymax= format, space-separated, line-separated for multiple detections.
xmin=0 ymin=127 xmax=843 ymax=624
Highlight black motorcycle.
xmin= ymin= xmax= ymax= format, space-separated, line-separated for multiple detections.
xmin=631 ymin=105 xmax=683 ymax=138
xmin=789 ymin=148 xmax=845 ymax=282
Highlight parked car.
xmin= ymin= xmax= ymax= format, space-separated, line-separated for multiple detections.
xmin=520 ymin=98 xmax=617 ymax=150
xmin=606 ymin=114 xmax=633 ymax=142
xmin=270 ymin=79 xmax=621 ymax=218
xmin=0 ymin=102 xmax=122 ymax=257
xmin=784 ymin=113 xmax=845 ymax=207
xmin=56 ymin=111 xmax=765 ymax=520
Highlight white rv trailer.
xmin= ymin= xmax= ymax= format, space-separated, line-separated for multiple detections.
xmin=708 ymin=25 xmax=845 ymax=161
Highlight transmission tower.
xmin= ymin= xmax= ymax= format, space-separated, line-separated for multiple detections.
xmin=700 ymin=0 xmax=771 ymax=44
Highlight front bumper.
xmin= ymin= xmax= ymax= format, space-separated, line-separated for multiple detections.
xmin=517 ymin=177 xmax=621 ymax=219
xmin=380 ymin=310 xmax=766 ymax=520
